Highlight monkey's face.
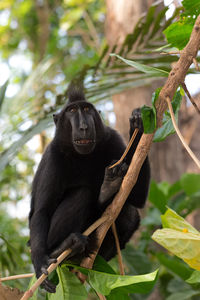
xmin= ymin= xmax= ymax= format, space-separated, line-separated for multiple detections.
xmin=66 ymin=102 xmax=97 ymax=155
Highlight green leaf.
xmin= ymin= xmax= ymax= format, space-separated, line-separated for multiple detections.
xmin=156 ymin=252 xmax=193 ymax=280
xmin=107 ymin=289 xmax=131 ymax=300
xmin=160 ymin=207 xmax=199 ymax=233
xmin=182 ymin=0 xmax=200 ymax=15
xmin=148 ymin=181 xmax=167 ymax=214
xmin=180 ymin=173 xmax=200 ymax=196
xmin=186 ymin=270 xmax=200 ymax=284
xmin=110 ymin=54 xmax=169 ymax=77
xmin=180 ymin=86 xmax=185 ymax=96
xmin=122 ymin=244 xmax=152 ymax=275
xmin=154 ymin=90 xmax=182 ymax=142
xmin=140 ymin=88 xmax=161 ymax=133
xmin=65 ymin=263 xmax=158 ymax=296
xmin=166 ymin=290 xmax=200 ymax=300
xmin=88 ymin=270 xmax=158 ymax=295
xmin=141 ymin=105 xmax=156 ymax=133
xmin=164 ymin=21 xmax=193 ymax=50
xmin=152 ymin=208 xmax=200 ymax=271
xmin=48 ymin=267 xmax=87 ymax=300
xmin=152 ymin=228 xmax=200 ymax=271
xmin=28 ymin=275 xmax=38 ymax=300
xmin=93 ymin=255 xmax=116 ymax=274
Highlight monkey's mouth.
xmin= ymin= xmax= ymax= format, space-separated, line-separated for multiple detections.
xmin=74 ymin=139 xmax=95 ymax=145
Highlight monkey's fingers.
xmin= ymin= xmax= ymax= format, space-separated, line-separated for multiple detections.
xmin=41 ymin=278 xmax=56 ymax=293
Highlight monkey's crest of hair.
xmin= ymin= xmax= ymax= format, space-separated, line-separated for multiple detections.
xmin=67 ymin=84 xmax=86 ymax=104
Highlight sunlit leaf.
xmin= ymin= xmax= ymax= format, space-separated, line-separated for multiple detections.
xmin=161 ymin=207 xmax=199 ymax=233
xmin=152 ymin=208 xmax=200 ymax=271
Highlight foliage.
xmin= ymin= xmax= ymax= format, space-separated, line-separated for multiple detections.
xmin=0 ymin=1 xmax=200 ymax=299
xmin=142 ymin=174 xmax=200 ymax=300
xmin=152 ymin=208 xmax=200 ymax=271
xmin=164 ymin=0 xmax=200 ymax=49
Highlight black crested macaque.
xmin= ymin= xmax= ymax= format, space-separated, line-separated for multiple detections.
xmin=29 ymin=86 xmax=150 ymax=293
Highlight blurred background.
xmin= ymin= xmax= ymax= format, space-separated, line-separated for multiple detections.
xmin=0 ymin=0 xmax=200 ymax=299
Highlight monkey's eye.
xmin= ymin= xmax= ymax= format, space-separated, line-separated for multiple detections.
xmin=83 ymin=106 xmax=90 ymax=112
xmin=69 ymin=107 xmax=77 ymax=113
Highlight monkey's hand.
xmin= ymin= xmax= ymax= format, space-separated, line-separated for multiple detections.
xmin=129 ymin=108 xmax=144 ymax=134
xmin=33 ymin=254 xmax=57 ymax=293
xmin=99 ymin=161 xmax=128 ymax=205
xmin=50 ymin=232 xmax=89 ymax=259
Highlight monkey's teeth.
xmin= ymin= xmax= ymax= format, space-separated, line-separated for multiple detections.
xmin=75 ymin=139 xmax=95 ymax=145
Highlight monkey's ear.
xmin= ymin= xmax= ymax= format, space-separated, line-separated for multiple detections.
xmin=53 ymin=113 xmax=59 ymax=124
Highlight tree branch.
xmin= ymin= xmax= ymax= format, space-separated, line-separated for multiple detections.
xmin=166 ymin=96 xmax=200 ymax=168
xmin=181 ymin=82 xmax=200 ymax=115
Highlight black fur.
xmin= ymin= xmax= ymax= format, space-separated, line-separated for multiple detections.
xmin=29 ymin=87 xmax=150 ymax=293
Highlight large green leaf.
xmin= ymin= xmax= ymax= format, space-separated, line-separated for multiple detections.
xmin=164 ymin=21 xmax=193 ymax=50
xmin=64 ymin=263 xmax=158 ymax=296
xmin=48 ymin=267 xmax=87 ymax=300
xmin=152 ymin=208 xmax=200 ymax=271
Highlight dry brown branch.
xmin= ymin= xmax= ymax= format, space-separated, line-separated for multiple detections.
xmin=160 ymin=51 xmax=180 ymax=55
xmin=166 ymin=96 xmax=200 ymax=169
xmin=80 ymin=14 xmax=200 ymax=272
xmin=111 ymin=223 xmax=125 ymax=275
xmin=1 ymin=274 xmax=34 ymax=282
xmin=109 ymin=128 xmax=139 ymax=169
xmin=193 ymin=57 xmax=199 ymax=70
xmin=181 ymin=82 xmax=200 ymax=115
